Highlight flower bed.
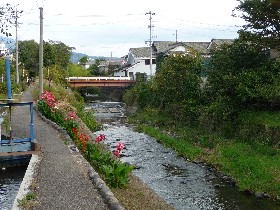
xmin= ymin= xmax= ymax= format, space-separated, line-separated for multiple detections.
xmin=37 ymin=90 xmax=133 ymax=188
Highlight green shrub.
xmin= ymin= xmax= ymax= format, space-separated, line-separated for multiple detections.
xmin=85 ymin=143 xmax=134 ymax=188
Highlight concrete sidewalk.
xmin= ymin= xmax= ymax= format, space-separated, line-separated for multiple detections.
xmin=10 ymin=87 xmax=119 ymax=209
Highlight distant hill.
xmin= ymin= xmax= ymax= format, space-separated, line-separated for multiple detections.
xmin=71 ymin=52 xmax=88 ymax=63
xmin=71 ymin=52 xmax=121 ymax=63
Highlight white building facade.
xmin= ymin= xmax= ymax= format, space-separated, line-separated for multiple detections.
xmin=0 ymin=43 xmax=8 ymax=56
xmin=114 ymin=47 xmax=156 ymax=80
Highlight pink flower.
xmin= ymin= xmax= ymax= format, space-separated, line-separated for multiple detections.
xmin=95 ymin=134 xmax=106 ymax=143
xmin=95 ymin=136 xmax=102 ymax=142
xmin=41 ymin=91 xmax=57 ymax=108
xmin=68 ymin=111 xmax=76 ymax=120
xmin=100 ymin=134 xmax=106 ymax=140
xmin=116 ymin=142 xmax=125 ymax=151
xmin=113 ymin=149 xmax=120 ymax=157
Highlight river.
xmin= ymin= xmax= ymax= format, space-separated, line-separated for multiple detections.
xmin=90 ymin=101 xmax=280 ymax=210
xmin=0 ymin=166 xmax=27 ymax=210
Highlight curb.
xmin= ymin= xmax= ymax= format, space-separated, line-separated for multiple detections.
xmin=88 ymin=167 xmax=124 ymax=210
xmin=12 ymin=154 xmax=41 ymax=210
xmin=35 ymin=109 xmax=124 ymax=210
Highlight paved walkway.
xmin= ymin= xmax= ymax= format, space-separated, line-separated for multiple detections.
xmin=10 ymin=86 xmax=110 ymax=209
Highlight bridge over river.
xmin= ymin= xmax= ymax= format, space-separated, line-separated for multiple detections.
xmin=67 ymin=76 xmax=135 ymax=87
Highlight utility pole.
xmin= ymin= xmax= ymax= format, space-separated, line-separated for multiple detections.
xmin=15 ymin=8 xmax=19 ymax=83
xmin=39 ymin=7 xmax=44 ymax=96
xmin=173 ymin=30 xmax=178 ymax=43
xmin=145 ymin=11 xmax=155 ymax=77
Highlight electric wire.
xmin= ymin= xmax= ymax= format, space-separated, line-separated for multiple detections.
xmin=2 ymin=1 xmax=243 ymax=57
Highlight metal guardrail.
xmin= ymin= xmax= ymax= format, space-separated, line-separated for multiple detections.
xmin=67 ymin=76 xmax=132 ymax=81
xmin=0 ymin=102 xmax=34 ymax=153
xmin=67 ymin=76 xmax=135 ymax=87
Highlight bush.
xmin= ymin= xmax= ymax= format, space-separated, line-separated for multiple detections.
xmin=85 ymin=143 xmax=133 ymax=188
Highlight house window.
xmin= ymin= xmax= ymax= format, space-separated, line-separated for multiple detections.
xmin=145 ymin=59 xmax=156 ymax=65
xmin=129 ymin=72 xmax=134 ymax=80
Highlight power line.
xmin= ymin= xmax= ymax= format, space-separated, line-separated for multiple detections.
xmin=157 ymin=14 xmax=242 ymax=28
xmin=157 ymin=25 xmax=239 ymax=33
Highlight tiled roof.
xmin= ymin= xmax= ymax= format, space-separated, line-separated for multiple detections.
xmin=129 ymin=39 xmax=235 ymax=59
xmin=153 ymin=41 xmax=210 ymax=54
xmin=152 ymin=41 xmax=176 ymax=53
xmin=212 ymin=38 xmax=235 ymax=45
xmin=130 ymin=47 xmax=154 ymax=58
xmin=207 ymin=39 xmax=235 ymax=50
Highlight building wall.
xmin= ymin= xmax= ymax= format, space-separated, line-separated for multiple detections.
xmin=133 ymin=60 xmax=156 ymax=76
xmin=0 ymin=43 xmax=8 ymax=56
xmin=114 ymin=60 xmax=156 ymax=79
xmin=114 ymin=70 xmax=126 ymax=77
xmin=127 ymin=52 xmax=136 ymax=64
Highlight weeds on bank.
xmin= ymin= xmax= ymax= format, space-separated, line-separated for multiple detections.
xmin=17 ymin=192 xmax=38 ymax=209
xmin=137 ymin=125 xmax=203 ymax=160
xmin=207 ymin=142 xmax=280 ymax=197
xmin=37 ymin=90 xmax=133 ymax=188
xmin=130 ymin=109 xmax=280 ymax=200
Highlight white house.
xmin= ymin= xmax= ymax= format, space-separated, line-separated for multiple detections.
xmin=84 ymin=59 xmax=96 ymax=69
xmin=0 ymin=43 xmax=8 ymax=57
xmin=114 ymin=47 xmax=156 ymax=80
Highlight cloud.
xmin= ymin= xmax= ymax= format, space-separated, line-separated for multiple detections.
xmin=6 ymin=0 xmax=245 ymax=57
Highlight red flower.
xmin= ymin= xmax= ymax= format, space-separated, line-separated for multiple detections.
xmin=77 ymin=131 xmax=90 ymax=152
xmin=116 ymin=142 xmax=125 ymax=151
xmin=95 ymin=134 xmax=106 ymax=143
xmin=113 ymin=149 xmax=120 ymax=157
xmin=72 ymin=127 xmax=78 ymax=135
xmin=41 ymin=91 xmax=56 ymax=108
xmin=68 ymin=111 xmax=76 ymax=120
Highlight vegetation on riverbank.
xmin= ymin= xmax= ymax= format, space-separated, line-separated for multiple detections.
xmin=123 ymin=13 xmax=280 ymax=200
xmin=128 ymin=110 xmax=280 ymax=200
xmin=122 ymin=42 xmax=280 ymax=201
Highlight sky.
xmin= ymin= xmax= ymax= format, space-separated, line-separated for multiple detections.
xmin=6 ymin=0 xmax=245 ymax=58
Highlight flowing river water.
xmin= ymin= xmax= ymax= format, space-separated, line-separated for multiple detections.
xmin=0 ymin=101 xmax=279 ymax=210
xmin=91 ymin=101 xmax=280 ymax=210
xmin=0 ymin=166 xmax=27 ymax=210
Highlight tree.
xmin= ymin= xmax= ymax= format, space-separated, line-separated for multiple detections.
xmin=18 ymin=40 xmax=39 ymax=75
xmin=43 ymin=41 xmax=56 ymax=68
xmin=18 ymin=40 xmax=73 ymax=77
xmin=154 ymin=52 xmax=203 ymax=123
xmin=43 ymin=64 xmax=68 ymax=86
xmin=205 ymin=38 xmax=280 ymax=128
xmin=0 ymin=3 xmax=20 ymax=37
xmin=88 ymin=58 xmax=105 ymax=76
xmin=234 ymin=0 xmax=280 ymax=47
xmin=67 ymin=63 xmax=91 ymax=77
xmin=48 ymin=40 xmax=73 ymax=68
xmin=79 ymin=56 xmax=88 ymax=65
